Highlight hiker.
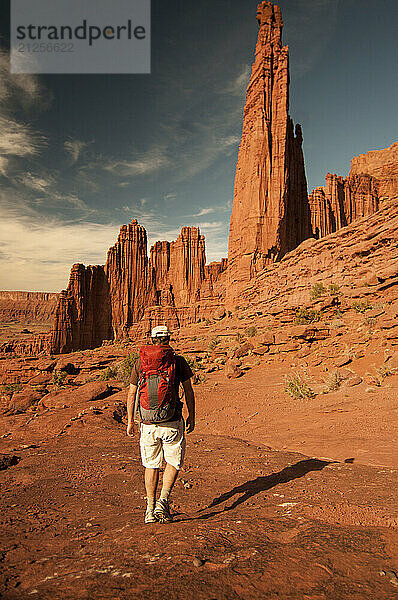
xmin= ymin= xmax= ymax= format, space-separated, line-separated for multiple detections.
xmin=126 ymin=325 xmax=195 ymax=524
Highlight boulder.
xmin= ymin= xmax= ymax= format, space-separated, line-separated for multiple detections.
xmin=39 ymin=381 xmax=117 ymax=410
xmin=233 ymin=342 xmax=254 ymax=359
xmin=224 ymin=359 xmax=243 ymax=379
xmin=6 ymin=387 xmax=45 ymax=414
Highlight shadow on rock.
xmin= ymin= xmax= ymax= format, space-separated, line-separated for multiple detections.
xmin=180 ymin=458 xmax=334 ymax=521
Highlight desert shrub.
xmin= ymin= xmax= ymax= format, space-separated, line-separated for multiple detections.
xmin=184 ymin=355 xmax=201 ymax=371
xmin=52 ymin=370 xmax=67 ymax=387
xmin=375 ymin=365 xmax=393 ymax=386
xmin=324 ymin=371 xmax=344 ymax=392
xmin=352 ymin=300 xmax=372 ymax=313
xmin=284 ymin=373 xmax=315 ymax=400
xmin=208 ymin=337 xmax=221 ymax=351
xmin=193 ymin=372 xmax=207 ymax=385
xmin=329 ymin=283 xmax=340 ymax=296
xmin=245 ymin=326 xmax=257 ymax=337
xmin=364 ymin=315 xmax=376 ymax=329
xmin=294 ymin=307 xmax=320 ymax=325
xmin=310 ymin=282 xmax=327 ymax=300
xmin=98 ymin=366 xmax=119 ymax=381
xmin=118 ymin=352 xmax=138 ymax=387
xmin=204 ymin=319 xmax=211 ymax=326
xmin=235 ymin=332 xmax=244 ymax=343
xmin=1 ymin=383 xmax=23 ymax=394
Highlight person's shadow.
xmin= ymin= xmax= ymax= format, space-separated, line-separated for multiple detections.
xmin=175 ymin=458 xmax=334 ymax=521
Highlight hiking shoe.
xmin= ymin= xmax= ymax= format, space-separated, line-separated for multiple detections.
xmin=144 ymin=509 xmax=158 ymax=524
xmin=153 ymin=498 xmax=172 ymax=523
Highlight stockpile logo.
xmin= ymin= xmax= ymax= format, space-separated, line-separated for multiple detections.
xmin=11 ymin=0 xmax=151 ymax=74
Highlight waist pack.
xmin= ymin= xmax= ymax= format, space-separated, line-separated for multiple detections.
xmin=136 ymin=345 xmax=177 ymax=423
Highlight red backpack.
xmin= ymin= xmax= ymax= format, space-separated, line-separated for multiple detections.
xmin=136 ymin=345 xmax=177 ymax=423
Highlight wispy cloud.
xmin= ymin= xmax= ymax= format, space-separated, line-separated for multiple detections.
xmin=64 ymin=138 xmax=89 ymax=164
xmin=18 ymin=171 xmax=55 ymax=192
xmin=0 ymin=50 xmax=51 ymax=178
xmin=103 ymin=146 xmax=170 ymax=177
xmin=0 ymin=50 xmax=52 ymax=112
xmin=224 ymin=64 xmax=251 ymax=96
xmin=0 ymin=209 xmax=121 ymax=292
xmin=0 ymin=116 xmax=46 ymax=177
xmin=194 ymin=207 xmax=216 ymax=216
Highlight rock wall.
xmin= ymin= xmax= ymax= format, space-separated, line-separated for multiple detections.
xmin=0 ymin=291 xmax=58 ymax=324
xmin=50 ymin=264 xmax=112 ymax=354
xmin=104 ymin=220 xmax=152 ymax=340
xmin=309 ymin=141 xmax=397 ymax=239
xmin=227 ymin=1 xmax=312 ymax=299
xmin=50 ymin=222 xmax=226 ymax=353
xmin=309 ymin=173 xmax=380 ymax=239
xmin=350 ymin=141 xmax=398 ymax=201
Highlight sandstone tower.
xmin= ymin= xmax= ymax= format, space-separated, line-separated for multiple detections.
xmin=227 ymin=1 xmax=312 ymax=299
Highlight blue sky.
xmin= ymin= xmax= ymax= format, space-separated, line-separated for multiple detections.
xmin=0 ymin=0 xmax=396 ymax=292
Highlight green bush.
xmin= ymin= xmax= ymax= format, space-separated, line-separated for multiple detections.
xmin=324 ymin=371 xmax=344 ymax=392
xmin=52 ymin=370 xmax=67 ymax=387
xmin=329 ymin=283 xmax=340 ymax=296
xmin=310 ymin=282 xmax=326 ymax=300
xmin=184 ymin=355 xmax=201 ymax=371
xmin=118 ymin=353 xmax=138 ymax=387
xmin=294 ymin=307 xmax=321 ymax=325
xmin=245 ymin=326 xmax=257 ymax=337
xmin=98 ymin=366 xmax=119 ymax=381
xmin=284 ymin=373 xmax=315 ymax=399
xmin=1 ymin=383 xmax=23 ymax=394
xmin=352 ymin=300 xmax=372 ymax=313
xmin=193 ymin=372 xmax=207 ymax=385
xmin=208 ymin=337 xmax=221 ymax=351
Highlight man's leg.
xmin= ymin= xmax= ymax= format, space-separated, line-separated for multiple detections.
xmin=159 ymin=463 xmax=179 ymax=501
xmin=145 ymin=467 xmax=159 ymax=511
xmin=140 ymin=423 xmax=162 ymax=523
xmin=154 ymin=420 xmax=186 ymax=523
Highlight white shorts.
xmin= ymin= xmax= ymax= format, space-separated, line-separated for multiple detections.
xmin=139 ymin=419 xmax=186 ymax=470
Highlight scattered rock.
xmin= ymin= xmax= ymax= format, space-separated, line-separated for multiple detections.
xmin=0 ymin=455 xmax=21 ymax=471
xmin=214 ymin=307 xmax=226 ymax=320
xmin=6 ymin=387 xmax=45 ymax=414
xmin=345 ymin=374 xmax=362 ymax=387
xmin=233 ymin=342 xmax=254 ymax=359
xmin=334 ymin=355 xmax=352 ymax=367
xmin=55 ymin=360 xmax=79 ymax=375
xmin=224 ymin=359 xmax=243 ymax=379
xmin=193 ymin=557 xmax=204 ymax=567
xmin=39 ymin=381 xmax=117 ymax=410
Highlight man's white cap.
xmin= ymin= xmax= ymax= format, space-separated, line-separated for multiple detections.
xmin=151 ymin=325 xmax=171 ymax=338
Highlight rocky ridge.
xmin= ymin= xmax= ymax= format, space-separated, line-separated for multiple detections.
xmin=48 ymin=222 xmax=226 ymax=354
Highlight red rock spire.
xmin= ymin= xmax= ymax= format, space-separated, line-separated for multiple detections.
xmin=227 ymin=1 xmax=312 ymax=300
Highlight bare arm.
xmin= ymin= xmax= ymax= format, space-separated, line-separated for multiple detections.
xmin=182 ymin=378 xmax=195 ymax=433
xmin=126 ymin=383 xmax=137 ymax=436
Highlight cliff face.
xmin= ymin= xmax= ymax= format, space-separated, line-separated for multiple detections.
xmin=350 ymin=141 xmax=398 ymax=201
xmin=309 ymin=142 xmax=397 ymax=239
xmin=227 ymin=1 xmax=312 ymax=298
xmin=0 ymin=291 xmax=58 ymax=324
xmin=150 ymin=227 xmax=206 ymax=307
xmin=104 ymin=220 xmax=152 ymax=341
xmin=50 ymin=223 xmax=226 ymax=353
xmin=50 ymin=264 xmax=112 ymax=354
xmin=309 ymin=173 xmax=380 ymax=239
